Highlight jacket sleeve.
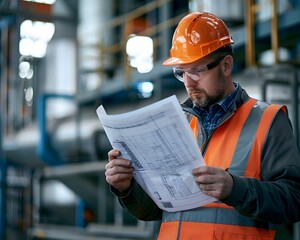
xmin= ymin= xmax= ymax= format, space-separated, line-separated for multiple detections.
xmin=223 ymin=110 xmax=300 ymax=224
xmin=110 ymin=180 xmax=162 ymax=221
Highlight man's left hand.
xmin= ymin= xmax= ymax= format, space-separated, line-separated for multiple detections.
xmin=192 ymin=166 xmax=233 ymax=200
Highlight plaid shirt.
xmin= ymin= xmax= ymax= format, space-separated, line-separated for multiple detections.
xmin=193 ymin=83 xmax=239 ymax=135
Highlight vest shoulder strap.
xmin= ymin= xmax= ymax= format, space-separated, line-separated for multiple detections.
xmin=190 ymin=98 xmax=286 ymax=179
xmin=204 ymin=98 xmax=257 ymax=169
xmin=245 ymin=103 xmax=287 ymax=178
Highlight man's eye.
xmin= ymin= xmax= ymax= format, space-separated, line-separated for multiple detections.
xmin=196 ymin=68 xmax=206 ymax=73
xmin=178 ymin=70 xmax=184 ymax=76
xmin=196 ymin=68 xmax=205 ymax=73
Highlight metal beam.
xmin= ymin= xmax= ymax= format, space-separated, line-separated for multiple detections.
xmin=232 ymin=7 xmax=300 ymax=48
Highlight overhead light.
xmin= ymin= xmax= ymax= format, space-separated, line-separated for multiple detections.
xmin=32 ymin=21 xmax=55 ymax=42
xmin=19 ymin=20 xmax=55 ymax=58
xmin=136 ymin=81 xmax=154 ymax=98
xmin=22 ymin=0 xmax=56 ymax=4
xmin=19 ymin=37 xmax=48 ymax=58
xmin=25 ymin=87 xmax=34 ymax=106
xmin=19 ymin=38 xmax=34 ymax=56
xmin=19 ymin=60 xmax=34 ymax=79
xmin=126 ymin=35 xmax=153 ymax=73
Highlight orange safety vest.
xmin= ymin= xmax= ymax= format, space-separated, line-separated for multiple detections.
xmin=158 ymin=98 xmax=287 ymax=240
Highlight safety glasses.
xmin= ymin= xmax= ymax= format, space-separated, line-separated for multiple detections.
xmin=173 ymin=55 xmax=226 ymax=82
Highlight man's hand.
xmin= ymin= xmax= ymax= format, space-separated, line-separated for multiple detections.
xmin=105 ymin=149 xmax=134 ymax=193
xmin=192 ymin=166 xmax=233 ymax=200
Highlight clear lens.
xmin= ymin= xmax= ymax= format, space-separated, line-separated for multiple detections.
xmin=172 ymin=56 xmax=226 ymax=82
xmin=185 ymin=72 xmax=200 ymax=81
xmin=173 ymin=68 xmax=184 ymax=81
xmin=194 ymin=65 xmax=208 ymax=73
xmin=173 ymin=66 xmax=208 ymax=82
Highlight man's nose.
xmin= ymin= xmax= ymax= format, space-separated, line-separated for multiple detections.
xmin=184 ymin=74 xmax=199 ymax=86
xmin=185 ymin=72 xmax=199 ymax=81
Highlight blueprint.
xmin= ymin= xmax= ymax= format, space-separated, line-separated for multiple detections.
xmin=96 ymin=95 xmax=216 ymax=212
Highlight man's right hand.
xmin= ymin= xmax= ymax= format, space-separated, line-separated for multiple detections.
xmin=105 ymin=149 xmax=134 ymax=193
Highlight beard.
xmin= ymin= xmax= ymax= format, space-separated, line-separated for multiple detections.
xmin=190 ymin=91 xmax=224 ymax=108
xmin=188 ymin=70 xmax=226 ymax=108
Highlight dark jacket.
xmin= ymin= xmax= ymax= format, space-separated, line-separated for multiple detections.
xmin=111 ymin=86 xmax=300 ymax=225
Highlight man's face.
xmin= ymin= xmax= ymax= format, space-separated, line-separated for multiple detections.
xmin=179 ymin=55 xmax=227 ymax=108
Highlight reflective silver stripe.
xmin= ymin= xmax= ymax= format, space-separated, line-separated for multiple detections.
xmin=229 ymin=101 xmax=269 ymax=176
xmin=196 ymin=118 xmax=205 ymax=147
xmin=162 ymin=101 xmax=280 ymax=232
xmin=162 ymin=207 xmax=278 ymax=230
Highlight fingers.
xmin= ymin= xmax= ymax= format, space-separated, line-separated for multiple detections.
xmin=105 ymin=171 xmax=132 ymax=185
xmin=105 ymin=152 xmax=133 ymax=179
xmin=105 ymin=159 xmax=133 ymax=177
xmin=192 ymin=166 xmax=218 ymax=184
xmin=192 ymin=166 xmax=233 ymax=199
xmin=105 ymin=158 xmax=132 ymax=170
xmin=105 ymin=170 xmax=133 ymax=193
xmin=192 ymin=166 xmax=218 ymax=176
xmin=108 ymin=149 xmax=121 ymax=160
xmin=107 ymin=149 xmax=134 ymax=172
xmin=105 ymin=149 xmax=134 ymax=193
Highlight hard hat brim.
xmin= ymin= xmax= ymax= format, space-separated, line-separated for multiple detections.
xmin=162 ymin=56 xmax=201 ymax=66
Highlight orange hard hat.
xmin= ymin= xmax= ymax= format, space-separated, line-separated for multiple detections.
xmin=163 ymin=12 xmax=234 ymax=66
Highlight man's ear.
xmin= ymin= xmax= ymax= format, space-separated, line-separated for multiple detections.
xmin=224 ymin=55 xmax=233 ymax=74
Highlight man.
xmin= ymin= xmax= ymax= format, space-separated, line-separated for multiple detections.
xmin=105 ymin=12 xmax=300 ymax=239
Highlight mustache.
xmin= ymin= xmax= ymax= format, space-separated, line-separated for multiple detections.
xmin=187 ymin=88 xmax=206 ymax=94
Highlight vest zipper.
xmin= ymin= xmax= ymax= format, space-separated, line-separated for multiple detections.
xmin=176 ymin=212 xmax=182 ymax=240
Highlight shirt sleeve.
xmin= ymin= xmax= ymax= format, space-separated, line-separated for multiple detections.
xmin=223 ymin=109 xmax=300 ymax=224
xmin=110 ymin=180 xmax=162 ymax=221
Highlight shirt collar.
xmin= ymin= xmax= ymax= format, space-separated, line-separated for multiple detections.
xmin=193 ymin=82 xmax=240 ymax=113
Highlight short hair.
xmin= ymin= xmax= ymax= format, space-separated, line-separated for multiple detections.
xmin=210 ymin=45 xmax=234 ymax=58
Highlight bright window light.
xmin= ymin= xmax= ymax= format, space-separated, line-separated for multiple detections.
xmin=126 ymin=36 xmax=153 ymax=57
xmin=20 ymin=20 xmax=33 ymax=38
xmin=32 ymin=39 xmax=47 ymax=58
xmin=19 ymin=38 xmax=48 ymax=58
xmin=137 ymin=81 xmax=154 ymax=98
xmin=19 ymin=20 xmax=55 ymax=58
xmin=19 ymin=38 xmax=34 ymax=56
xmin=19 ymin=60 xmax=34 ymax=79
xmin=43 ymin=0 xmax=56 ymax=4
xmin=25 ymin=87 xmax=34 ymax=103
xmin=136 ymin=57 xmax=153 ymax=74
xmin=22 ymin=0 xmax=56 ymax=4
xmin=19 ymin=61 xmax=30 ymax=76
xmin=126 ymin=35 xmax=153 ymax=73
xmin=32 ymin=21 xmax=55 ymax=42
xmin=138 ymin=81 xmax=153 ymax=93
xmin=26 ymin=68 xmax=34 ymax=79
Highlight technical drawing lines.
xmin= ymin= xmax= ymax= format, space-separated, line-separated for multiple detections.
xmin=113 ymin=140 xmax=144 ymax=170
xmin=161 ymin=174 xmax=192 ymax=199
xmin=125 ymin=122 xmax=197 ymax=170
